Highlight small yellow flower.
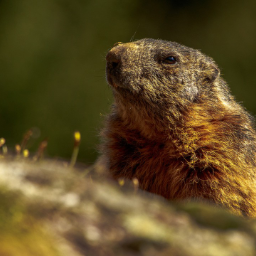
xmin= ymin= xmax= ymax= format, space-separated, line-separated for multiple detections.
xmin=0 ymin=138 xmax=5 ymax=147
xmin=74 ymin=131 xmax=81 ymax=143
xmin=23 ymin=149 xmax=29 ymax=158
xmin=118 ymin=178 xmax=125 ymax=186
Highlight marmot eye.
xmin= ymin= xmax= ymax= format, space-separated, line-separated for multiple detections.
xmin=164 ymin=56 xmax=177 ymax=64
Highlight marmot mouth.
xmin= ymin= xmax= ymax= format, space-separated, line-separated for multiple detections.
xmin=106 ymin=64 xmax=120 ymax=88
xmin=106 ymin=64 xmax=131 ymax=90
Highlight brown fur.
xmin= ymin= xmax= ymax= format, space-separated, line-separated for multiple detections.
xmin=100 ymin=38 xmax=256 ymax=217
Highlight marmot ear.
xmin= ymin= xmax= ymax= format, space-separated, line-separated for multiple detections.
xmin=204 ymin=66 xmax=220 ymax=83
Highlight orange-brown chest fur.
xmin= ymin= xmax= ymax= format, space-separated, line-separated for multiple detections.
xmin=102 ymin=101 xmax=256 ymax=217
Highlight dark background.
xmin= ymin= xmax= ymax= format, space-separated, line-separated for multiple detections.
xmin=1 ymin=0 xmax=256 ymax=163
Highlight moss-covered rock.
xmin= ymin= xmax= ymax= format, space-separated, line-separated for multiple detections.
xmin=0 ymin=159 xmax=255 ymax=255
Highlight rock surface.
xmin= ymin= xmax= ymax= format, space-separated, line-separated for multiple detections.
xmin=0 ymin=158 xmax=255 ymax=255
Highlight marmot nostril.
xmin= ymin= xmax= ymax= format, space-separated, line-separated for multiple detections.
xmin=106 ymin=53 xmax=121 ymax=72
xmin=111 ymin=61 xmax=119 ymax=69
xmin=106 ymin=51 xmax=119 ymax=63
xmin=106 ymin=47 xmax=120 ymax=60
xmin=106 ymin=44 xmax=127 ymax=66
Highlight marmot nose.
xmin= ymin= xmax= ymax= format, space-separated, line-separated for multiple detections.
xmin=106 ymin=44 xmax=126 ymax=69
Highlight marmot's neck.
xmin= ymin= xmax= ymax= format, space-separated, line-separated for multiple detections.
xmin=113 ymin=93 xmax=253 ymax=147
xmin=113 ymin=92 xmax=191 ymax=140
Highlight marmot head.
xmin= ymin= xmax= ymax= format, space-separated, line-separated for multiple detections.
xmin=106 ymin=39 xmax=222 ymax=104
xmin=105 ymin=39 xmax=234 ymax=131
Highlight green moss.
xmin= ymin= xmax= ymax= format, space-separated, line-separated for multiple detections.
xmin=176 ymin=201 xmax=248 ymax=230
xmin=0 ymin=230 xmax=60 ymax=256
xmin=0 ymin=187 xmax=60 ymax=256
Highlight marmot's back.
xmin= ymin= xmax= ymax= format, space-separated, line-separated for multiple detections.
xmin=101 ymin=38 xmax=256 ymax=217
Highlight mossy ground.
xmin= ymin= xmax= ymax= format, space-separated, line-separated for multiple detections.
xmin=0 ymin=186 xmax=60 ymax=256
xmin=0 ymin=158 xmax=255 ymax=256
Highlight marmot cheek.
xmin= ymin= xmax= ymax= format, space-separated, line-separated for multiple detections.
xmin=183 ymin=85 xmax=199 ymax=101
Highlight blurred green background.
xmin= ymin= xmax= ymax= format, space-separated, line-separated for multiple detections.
xmin=0 ymin=0 xmax=256 ymax=164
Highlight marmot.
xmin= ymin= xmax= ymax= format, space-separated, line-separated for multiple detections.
xmin=100 ymin=38 xmax=256 ymax=217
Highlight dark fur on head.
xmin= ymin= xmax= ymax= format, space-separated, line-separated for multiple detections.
xmin=101 ymin=38 xmax=256 ymax=217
